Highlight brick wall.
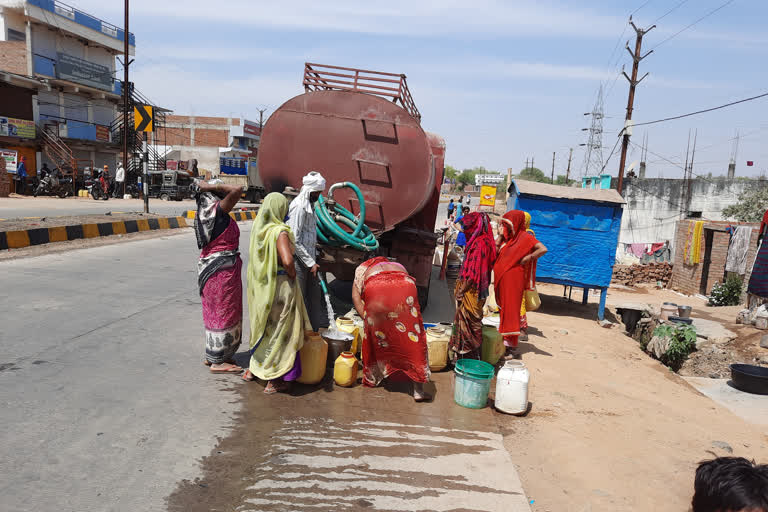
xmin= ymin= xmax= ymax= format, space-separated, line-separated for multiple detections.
xmin=670 ymin=219 xmax=760 ymax=296
xmin=160 ymin=115 xmax=238 ymax=148
xmin=613 ymin=263 xmax=672 ymax=287
xmin=0 ymin=42 xmax=27 ymax=76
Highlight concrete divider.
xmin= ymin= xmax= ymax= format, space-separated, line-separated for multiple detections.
xmin=184 ymin=210 xmax=258 ymax=222
xmin=0 ymin=216 xmax=188 ymax=250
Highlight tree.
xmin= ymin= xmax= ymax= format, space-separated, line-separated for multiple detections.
xmin=518 ymin=167 xmax=550 ymax=183
xmin=457 ymin=169 xmax=478 ymax=190
xmin=722 ymin=185 xmax=768 ymax=222
xmin=444 ymin=165 xmax=459 ymax=182
xmin=555 ymin=175 xmax=575 ymax=186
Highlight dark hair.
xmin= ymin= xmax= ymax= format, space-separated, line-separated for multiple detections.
xmin=463 ymin=206 xmax=470 ymax=213
xmin=692 ymin=457 xmax=768 ymax=512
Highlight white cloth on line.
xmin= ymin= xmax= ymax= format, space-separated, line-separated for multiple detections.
xmin=726 ymin=226 xmax=753 ymax=274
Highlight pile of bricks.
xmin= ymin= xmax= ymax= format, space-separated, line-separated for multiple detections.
xmin=613 ymin=263 xmax=673 ymax=287
xmin=0 ymin=157 xmax=8 ymax=197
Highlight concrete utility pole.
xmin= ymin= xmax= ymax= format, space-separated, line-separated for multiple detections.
xmin=122 ymin=0 xmax=129 ymax=189
xmin=617 ymin=20 xmax=655 ymax=195
xmin=566 ymin=148 xmax=573 ymax=184
xmin=551 ymin=152 xmax=556 ymax=183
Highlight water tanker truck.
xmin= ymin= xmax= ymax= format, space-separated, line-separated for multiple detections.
xmin=258 ymin=63 xmax=445 ymax=306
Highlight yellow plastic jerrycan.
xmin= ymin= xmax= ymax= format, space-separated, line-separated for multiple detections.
xmin=336 ymin=317 xmax=361 ymax=354
xmin=333 ymin=351 xmax=359 ymax=387
xmin=297 ymin=331 xmax=328 ymax=385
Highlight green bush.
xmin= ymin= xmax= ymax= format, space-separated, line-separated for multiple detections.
xmin=708 ymin=275 xmax=743 ymax=306
xmin=652 ymin=324 xmax=697 ymax=371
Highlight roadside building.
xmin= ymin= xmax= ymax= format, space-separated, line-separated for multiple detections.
xmin=0 ymin=0 xmax=134 ymax=191
xmin=157 ymin=116 xmax=261 ymax=175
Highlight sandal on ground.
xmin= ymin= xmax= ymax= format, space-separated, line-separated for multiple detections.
xmin=210 ymin=363 xmax=243 ymax=374
xmin=413 ymin=392 xmax=433 ymax=403
xmin=503 ymin=347 xmax=520 ymax=360
xmin=264 ymin=380 xmax=290 ymax=395
xmin=242 ymin=369 xmax=257 ymax=382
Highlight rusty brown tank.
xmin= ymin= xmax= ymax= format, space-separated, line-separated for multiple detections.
xmin=258 ymin=63 xmax=445 ymax=304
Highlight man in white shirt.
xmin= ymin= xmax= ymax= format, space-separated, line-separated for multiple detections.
xmin=113 ymin=163 xmax=125 ymax=197
xmin=287 ymin=171 xmax=327 ymax=330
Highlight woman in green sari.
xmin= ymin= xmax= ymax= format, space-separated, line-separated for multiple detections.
xmin=243 ymin=193 xmax=311 ymax=394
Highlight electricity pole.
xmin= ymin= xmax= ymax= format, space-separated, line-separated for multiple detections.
xmin=566 ymin=148 xmax=573 ymax=184
xmin=122 ymin=0 xmax=129 ymax=194
xmin=617 ymin=20 xmax=655 ymax=194
xmin=551 ymin=152 xmax=556 ymax=183
xmin=257 ymin=107 xmax=268 ymax=130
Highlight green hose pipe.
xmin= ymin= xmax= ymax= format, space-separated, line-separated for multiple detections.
xmin=314 ymin=182 xmax=379 ymax=252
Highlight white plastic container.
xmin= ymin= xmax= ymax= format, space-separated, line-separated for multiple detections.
xmin=494 ymin=360 xmax=530 ymax=415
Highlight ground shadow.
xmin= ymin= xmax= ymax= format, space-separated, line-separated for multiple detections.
xmin=537 ymin=291 xmax=620 ymax=324
xmin=517 ymin=342 xmax=553 ymax=357
xmin=526 ymin=326 xmax=546 ymax=339
xmin=490 ymin=400 xmax=533 ymax=417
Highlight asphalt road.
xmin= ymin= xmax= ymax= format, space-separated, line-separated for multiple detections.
xmin=0 ymin=196 xmax=255 ymax=220
xmin=0 ymin=222 xmax=529 ymax=511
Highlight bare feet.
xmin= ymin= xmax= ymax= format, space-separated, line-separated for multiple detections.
xmin=413 ymin=382 xmax=432 ymax=402
xmin=210 ymin=362 xmax=243 ymax=373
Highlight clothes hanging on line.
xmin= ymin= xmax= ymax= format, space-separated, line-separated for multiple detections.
xmin=726 ymin=226 xmax=753 ymax=275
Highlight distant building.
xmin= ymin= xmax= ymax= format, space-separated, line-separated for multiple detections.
xmin=155 ymin=116 xmax=261 ymax=174
xmin=0 ymin=0 xmax=135 ymax=190
xmin=582 ymin=174 xmax=612 ymax=190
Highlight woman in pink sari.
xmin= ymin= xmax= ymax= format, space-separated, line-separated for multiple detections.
xmin=193 ymin=180 xmax=244 ymax=374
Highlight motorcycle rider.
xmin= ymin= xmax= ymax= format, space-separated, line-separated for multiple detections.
xmin=39 ymin=163 xmax=50 ymax=180
xmin=100 ymin=165 xmax=111 ymax=196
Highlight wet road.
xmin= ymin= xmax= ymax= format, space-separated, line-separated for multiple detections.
xmin=0 ymin=220 xmax=529 ymax=511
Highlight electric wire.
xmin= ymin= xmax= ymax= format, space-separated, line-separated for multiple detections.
xmin=649 ymin=0 xmax=737 ymax=51
xmin=632 ymin=91 xmax=768 ymax=128
xmin=653 ymin=0 xmax=691 ymax=23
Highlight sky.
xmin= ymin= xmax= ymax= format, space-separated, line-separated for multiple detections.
xmin=73 ymin=0 xmax=768 ymax=179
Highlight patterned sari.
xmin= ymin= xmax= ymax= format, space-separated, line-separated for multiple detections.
xmin=356 ymin=257 xmax=430 ymax=386
xmin=196 ymin=202 xmax=243 ymax=365
xmin=450 ymin=213 xmax=496 ymax=360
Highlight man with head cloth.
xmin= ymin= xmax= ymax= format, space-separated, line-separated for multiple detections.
xmin=287 ymin=171 xmax=328 ymax=330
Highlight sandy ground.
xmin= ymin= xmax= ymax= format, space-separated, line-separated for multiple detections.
xmin=499 ymin=282 xmax=768 ymax=512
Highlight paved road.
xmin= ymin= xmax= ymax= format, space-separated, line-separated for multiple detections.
xmin=0 ymin=196 xmax=256 ymax=220
xmin=0 ymin=223 xmax=529 ymax=511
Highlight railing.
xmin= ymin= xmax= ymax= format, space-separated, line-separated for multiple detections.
xmin=28 ymin=0 xmax=135 ymax=46
xmin=303 ymin=62 xmax=421 ymax=121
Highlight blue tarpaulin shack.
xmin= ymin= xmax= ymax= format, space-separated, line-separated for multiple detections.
xmin=508 ymin=179 xmax=626 ymax=320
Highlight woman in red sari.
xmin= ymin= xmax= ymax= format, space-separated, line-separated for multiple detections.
xmin=352 ymin=257 xmax=431 ymax=402
xmin=493 ymin=210 xmax=548 ymax=358
xmin=450 ymin=212 xmax=497 ymax=361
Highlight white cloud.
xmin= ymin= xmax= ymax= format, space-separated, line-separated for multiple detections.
xmin=71 ymin=0 xmax=625 ymax=39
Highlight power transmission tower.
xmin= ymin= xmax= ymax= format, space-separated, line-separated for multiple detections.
xmin=581 ymin=86 xmax=605 ymax=178
xmin=617 ymin=20 xmax=655 ymax=194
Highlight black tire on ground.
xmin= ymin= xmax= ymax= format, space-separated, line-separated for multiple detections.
xmin=57 ymin=188 xmax=68 ymax=198
xmin=160 ymin=193 xmax=170 ymax=201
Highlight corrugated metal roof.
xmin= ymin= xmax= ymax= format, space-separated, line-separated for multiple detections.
xmin=513 ymin=179 xmax=626 ymax=205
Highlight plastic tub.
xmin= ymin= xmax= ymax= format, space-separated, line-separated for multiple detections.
xmin=454 ymin=359 xmax=495 ymax=409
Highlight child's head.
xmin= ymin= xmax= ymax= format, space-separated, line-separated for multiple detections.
xmin=692 ymin=457 xmax=768 ymax=512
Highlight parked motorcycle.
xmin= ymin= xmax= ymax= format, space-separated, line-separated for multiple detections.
xmin=89 ymin=172 xmax=110 ymax=201
xmin=34 ymin=172 xmax=70 ymax=198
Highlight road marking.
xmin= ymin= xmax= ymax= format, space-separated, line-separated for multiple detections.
xmin=241 ymin=418 xmax=530 ymax=512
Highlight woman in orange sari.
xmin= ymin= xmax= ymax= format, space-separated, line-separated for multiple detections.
xmin=450 ymin=212 xmax=497 ymax=361
xmin=494 ymin=210 xmax=547 ymax=358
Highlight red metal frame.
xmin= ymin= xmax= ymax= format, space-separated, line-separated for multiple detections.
xmin=303 ymin=62 xmax=421 ymax=121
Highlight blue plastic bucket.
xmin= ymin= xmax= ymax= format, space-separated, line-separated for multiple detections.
xmin=454 ymin=359 xmax=495 ymax=409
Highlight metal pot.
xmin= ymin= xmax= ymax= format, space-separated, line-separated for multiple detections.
xmin=677 ymin=305 xmax=692 ymax=319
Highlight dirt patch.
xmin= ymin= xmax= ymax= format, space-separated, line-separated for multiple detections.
xmin=0 ymin=212 xmax=173 ymax=232
xmin=497 ymin=282 xmax=768 ymax=512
